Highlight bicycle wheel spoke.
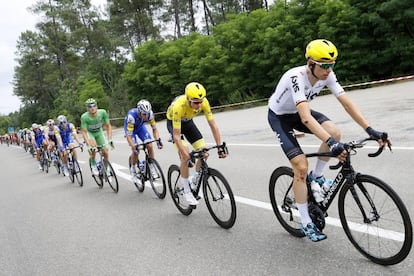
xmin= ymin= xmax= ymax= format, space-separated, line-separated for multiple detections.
xmin=203 ymin=168 xmax=236 ymax=229
xmin=339 ymin=175 xmax=412 ymax=265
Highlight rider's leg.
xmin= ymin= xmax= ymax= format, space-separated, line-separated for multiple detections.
xmin=312 ymin=121 xmax=341 ymax=178
xmin=290 ymin=154 xmax=312 ymax=226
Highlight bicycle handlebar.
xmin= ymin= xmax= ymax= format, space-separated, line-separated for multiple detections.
xmin=134 ymin=139 xmax=161 ymax=150
xmin=187 ymin=142 xmax=228 ymax=167
xmin=327 ymin=134 xmax=392 ymax=170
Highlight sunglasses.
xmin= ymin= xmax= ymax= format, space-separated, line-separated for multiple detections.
xmin=59 ymin=121 xmax=67 ymax=125
xmin=312 ymin=60 xmax=335 ymax=70
xmin=87 ymin=104 xmax=97 ymax=108
xmin=190 ymin=100 xmax=203 ymax=106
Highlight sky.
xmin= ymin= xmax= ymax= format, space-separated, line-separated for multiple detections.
xmin=0 ymin=0 xmax=106 ymax=115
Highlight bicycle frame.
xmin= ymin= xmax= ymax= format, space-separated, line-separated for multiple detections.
xmin=306 ymin=137 xmax=391 ymax=218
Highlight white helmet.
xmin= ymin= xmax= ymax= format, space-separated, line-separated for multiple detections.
xmin=32 ymin=123 xmax=39 ymax=129
xmin=137 ymin=99 xmax=152 ymax=114
xmin=57 ymin=115 xmax=67 ymax=124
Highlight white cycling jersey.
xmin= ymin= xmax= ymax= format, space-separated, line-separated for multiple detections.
xmin=268 ymin=65 xmax=345 ymax=115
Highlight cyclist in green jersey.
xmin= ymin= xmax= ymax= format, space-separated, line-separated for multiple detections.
xmin=80 ymin=98 xmax=114 ymax=175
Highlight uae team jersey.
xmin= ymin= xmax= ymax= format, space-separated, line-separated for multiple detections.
xmin=268 ymin=65 xmax=345 ymax=115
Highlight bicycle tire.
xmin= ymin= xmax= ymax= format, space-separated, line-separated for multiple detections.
xmin=54 ymin=156 xmax=61 ymax=174
xmin=167 ymin=164 xmax=193 ymax=216
xmin=42 ymin=151 xmax=49 ymax=173
xmin=269 ymin=166 xmax=305 ymax=237
xmin=72 ymin=159 xmax=83 ymax=187
xmin=69 ymin=159 xmax=75 ymax=183
xmin=148 ymin=158 xmax=166 ymax=199
xmin=203 ymin=168 xmax=237 ymax=229
xmin=90 ymin=161 xmax=103 ymax=188
xmin=338 ymin=174 xmax=413 ymax=265
xmin=104 ymin=161 xmax=119 ymax=193
xmin=129 ymin=156 xmax=144 ymax=192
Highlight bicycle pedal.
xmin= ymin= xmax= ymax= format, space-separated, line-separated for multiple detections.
xmin=195 ymin=195 xmax=201 ymax=200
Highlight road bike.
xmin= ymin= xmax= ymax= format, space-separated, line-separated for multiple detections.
xmin=269 ymin=135 xmax=412 ymax=265
xmin=167 ymin=143 xmax=236 ymax=229
xmin=89 ymin=144 xmax=119 ymax=193
xmin=51 ymin=146 xmax=63 ymax=175
xmin=64 ymin=145 xmax=84 ymax=186
xmin=128 ymin=139 xmax=166 ymax=199
xmin=39 ymin=146 xmax=50 ymax=173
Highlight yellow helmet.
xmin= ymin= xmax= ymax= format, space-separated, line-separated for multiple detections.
xmin=305 ymin=39 xmax=338 ymax=62
xmin=185 ymin=82 xmax=206 ymax=100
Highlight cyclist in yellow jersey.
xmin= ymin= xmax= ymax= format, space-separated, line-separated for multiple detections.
xmin=166 ymin=82 xmax=227 ymax=205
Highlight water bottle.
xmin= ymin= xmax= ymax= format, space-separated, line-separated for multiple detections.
xmin=139 ymin=160 xmax=145 ymax=172
xmin=310 ymin=180 xmax=324 ymax=203
xmin=189 ymin=172 xmax=199 ymax=190
xmin=321 ymin=179 xmax=334 ymax=194
xmin=97 ymin=161 xmax=102 ymax=172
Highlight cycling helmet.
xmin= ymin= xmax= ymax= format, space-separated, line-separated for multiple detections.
xmin=137 ymin=99 xmax=152 ymax=114
xmin=305 ymin=39 xmax=338 ymax=62
xmin=47 ymin=119 xmax=55 ymax=126
xmin=32 ymin=123 xmax=39 ymax=129
xmin=57 ymin=115 xmax=67 ymax=124
xmin=85 ymin=98 xmax=97 ymax=106
xmin=185 ymin=82 xmax=206 ymax=100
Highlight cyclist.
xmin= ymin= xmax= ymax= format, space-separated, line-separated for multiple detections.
xmin=80 ymin=98 xmax=113 ymax=176
xmin=44 ymin=119 xmax=65 ymax=173
xmin=57 ymin=115 xmax=83 ymax=174
xmin=30 ymin=123 xmax=48 ymax=170
xmin=267 ymin=39 xmax=388 ymax=242
xmin=166 ymin=82 xmax=227 ymax=205
xmin=124 ymin=99 xmax=163 ymax=182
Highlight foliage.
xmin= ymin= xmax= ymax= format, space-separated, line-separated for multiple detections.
xmin=7 ymin=0 xmax=414 ymax=130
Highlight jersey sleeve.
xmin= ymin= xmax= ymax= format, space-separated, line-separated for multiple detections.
xmin=126 ymin=114 xmax=135 ymax=135
xmin=326 ymin=71 xmax=345 ymax=97
xmin=201 ymin=98 xmax=214 ymax=121
xmin=290 ymin=74 xmax=308 ymax=106
xmin=80 ymin=113 xmax=87 ymax=130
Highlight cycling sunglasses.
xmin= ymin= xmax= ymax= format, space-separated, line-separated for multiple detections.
xmin=87 ymin=104 xmax=97 ymax=108
xmin=312 ymin=60 xmax=335 ymax=70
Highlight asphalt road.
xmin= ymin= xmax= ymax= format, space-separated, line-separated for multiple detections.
xmin=1 ymin=80 xmax=413 ymax=275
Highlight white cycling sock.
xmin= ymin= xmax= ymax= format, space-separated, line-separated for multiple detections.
xmin=313 ymin=159 xmax=328 ymax=178
xmin=297 ymin=202 xmax=312 ymax=227
xmin=181 ymin=177 xmax=191 ymax=193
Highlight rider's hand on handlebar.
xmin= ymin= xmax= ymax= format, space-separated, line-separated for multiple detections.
xmin=156 ymin=138 xmax=163 ymax=149
xmin=326 ymin=137 xmax=347 ymax=161
xmin=365 ymin=126 xmax=390 ymax=147
xmin=218 ymin=149 xmax=227 ymax=159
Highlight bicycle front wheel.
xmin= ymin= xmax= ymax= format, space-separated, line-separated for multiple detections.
xmin=269 ymin=166 xmax=304 ymax=237
xmin=167 ymin=164 xmax=193 ymax=216
xmin=148 ymin=158 xmax=166 ymax=199
xmin=90 ymin=162 xmax=103 ymax=188
xmin=72 ymin=159 xmax=83 ymax=187
xmin=129 ymin=156 xmax=144 ymax=192
xmin=104 ymin=162 xmax=119 ymax=193
xmin=338 ymin=174 xmax=412 ymax=265
xmin=203 ymin=168 xmax=236 ymax=229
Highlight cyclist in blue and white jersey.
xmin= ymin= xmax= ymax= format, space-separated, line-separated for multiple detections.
xmin=57 ymin=115 xmax=83 ymax=176
xmin=124 ymin=99 xmax=163 ymax=182
xmin=31 ymin=123 xmax=48 ymax=170
xmin=267 ymin=39 xmax=389 ymax=242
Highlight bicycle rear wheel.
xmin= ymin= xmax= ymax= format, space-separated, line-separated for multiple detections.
xmin=338 ymin=174 xmax=412 ymax=265
xmin=167 ymin=164 xmax=193 ymax=216
xmin=148 ymin=158 xmax=166 ymax=199
xmin=269 ymin=166 xmax=305 ymax=237
xmin=203 ymin=168 xmax=236 ymax=229
xmin=72 ymin=159 xmax=83 ymax=187
xmin=104 ymin=162 xmax=119 ymax=193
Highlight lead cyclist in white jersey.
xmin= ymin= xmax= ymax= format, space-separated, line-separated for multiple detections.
xmin=267 ymin=39 xmax=389 ymax=242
